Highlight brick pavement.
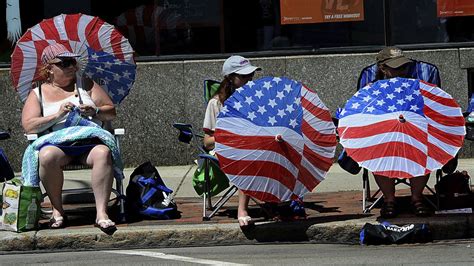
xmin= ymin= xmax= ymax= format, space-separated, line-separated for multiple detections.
xmin=41 ymin=188 xmax=472 ymax=229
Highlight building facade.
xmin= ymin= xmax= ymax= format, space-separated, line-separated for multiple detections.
xmin=1 ymin=0 xmax=474 ymax=169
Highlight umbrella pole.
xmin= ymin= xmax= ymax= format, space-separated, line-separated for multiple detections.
xmin=75 ymin=73 xmax=84 ymax=105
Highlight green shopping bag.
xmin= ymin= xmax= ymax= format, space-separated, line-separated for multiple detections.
xmin=1 ymin=178 xmax=42 ymax=232
xmin=193 ymin=157 xmax=230 ymax=197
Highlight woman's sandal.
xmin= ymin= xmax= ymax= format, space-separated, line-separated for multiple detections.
xmin=49 ymin=215 xmax=67 ymax=229
xmin=412 ymin=201 xmax=431 ymax=217
xmin=94 ymin=219 xmax=117 ymax=235
xmin=380 ymin=201 xmax=397 ymax=218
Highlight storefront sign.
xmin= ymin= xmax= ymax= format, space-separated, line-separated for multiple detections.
xmin=437 ymin=0 xmax=474 ymax=17
xmin=280 ymin=0 xmax=364 ymax=25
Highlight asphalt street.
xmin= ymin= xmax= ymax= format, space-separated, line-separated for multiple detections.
xmin=1 ymin=241 xmax=473 ymax=265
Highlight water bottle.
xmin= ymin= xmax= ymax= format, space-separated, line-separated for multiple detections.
xmin=467 ymin=112 xmax=474 ymax=123
xmin=25 ymin=198 xmax=38 ymax=230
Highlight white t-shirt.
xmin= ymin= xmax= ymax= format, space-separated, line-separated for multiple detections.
xmin=202 ymin=96 xmax=222 ymax=135
xmin=33 ymin=86 xmax=101 ymax=131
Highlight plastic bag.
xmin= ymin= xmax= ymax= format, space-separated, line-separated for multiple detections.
xmin=192 ymin=156 xmax=229 ymax=197
xmin=360 ymin=222 xmax=432 ymax=245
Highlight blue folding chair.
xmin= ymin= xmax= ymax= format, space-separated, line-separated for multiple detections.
xmin=355 ymin=60 xmax=444 ymax=213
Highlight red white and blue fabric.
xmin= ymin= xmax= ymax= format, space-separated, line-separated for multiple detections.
xmin=338 ymin=78 xmax=465 ymax=179
xmin=214 ymin=76 xmax=337 ymax=202
xmin=10 ymin=13 xmax=136 ymax=104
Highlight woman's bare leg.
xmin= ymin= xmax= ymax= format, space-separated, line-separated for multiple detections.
xmin=237 ymin=190 xmax=251 ymax=226
xmin=373 ymin=174 xmax=396 ymax=203
xmin=409 ymin=174 xmax=430 ymax=202
xmin=39 ymin=146 xmax=71 ymax=219
xmin=84 ymin=145 xmax=114 ymax=223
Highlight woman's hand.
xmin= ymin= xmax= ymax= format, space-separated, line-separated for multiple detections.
xmin=78 ymin=104 xmax=98 ymax=117
xmin=58 ymin=102 xmax=75 ymax=117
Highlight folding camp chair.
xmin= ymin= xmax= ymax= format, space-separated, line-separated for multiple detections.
xmin=173 ymin=79 xmax=239 ymax=220
xmin=26 ymin=122 xmax=127 ymax=222
xmin=173 ymin=123 xmax=238 ymax=220
xmin=357 ymin=60 xmax=444 ymax=213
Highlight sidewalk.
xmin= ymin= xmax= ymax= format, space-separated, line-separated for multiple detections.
xmin=1 ymin=160 xmax=473 ymax=251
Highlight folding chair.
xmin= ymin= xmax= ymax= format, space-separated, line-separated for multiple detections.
xmin=357 ymin=60 xmax=444 ymax=213
xmin=173 ymin=123 xmax=238 ymax=220
xmin=26 ymin=123 xmax=127 ymax=222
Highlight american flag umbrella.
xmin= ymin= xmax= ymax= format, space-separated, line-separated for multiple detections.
xmin=10 ymin=13 xmax=136 ymax=104
xmin=338 ymin=78 xmax=465 ymax=178
xmin=214 ymin=76 xmax=337 ymax=202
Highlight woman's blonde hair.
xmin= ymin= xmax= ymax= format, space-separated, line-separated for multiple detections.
xmin=38 ymin=63 xmax=51 ymax=82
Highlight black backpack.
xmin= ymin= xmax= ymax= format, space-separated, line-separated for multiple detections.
xmin=126 ymin=161 xmax=178 ymax=219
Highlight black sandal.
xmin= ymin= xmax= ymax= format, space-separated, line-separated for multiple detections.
xmin=412 ymin=201 xmax=431 ymax=217
xmin=380 ymin=201 xmax=397 ymax=218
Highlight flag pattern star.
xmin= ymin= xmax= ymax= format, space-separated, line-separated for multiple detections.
xmin=214 ymin=76 xmax=337 ymax=202
xmin=85 ymin=48 xmax=136 ymax=104
xmin=338 ymin=78 xmax=465 ymax=178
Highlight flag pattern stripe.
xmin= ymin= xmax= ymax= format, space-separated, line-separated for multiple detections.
xmin=216 ymin=142 xmax=300 ymax=178
xmin=10 ymin=13 xmax=136 ymax=104
xmin=428 ymin=130 xmax=463 ymax=154
xmin=423 ymin=106 xmax=466 ymax=127
xmin=424 ymin=117 xmax=465 ymax=135
xmin=423 ymin=97 xmax=464 ymax=117
xmin=364 ymin=156 xmax=428 ymax=177
xmin=228 ymin=172 xmax=297 ymax=199
xmin=339 ymin=116 xmax=428 ymax=142
xmin=341 ymin=132 xmax=427 ymax=153
xmin=301 ymin=145 xmax=333 ymax=173
xmin=300 ymin=156 xmax=328 ymax=183
xmin=216 ymin=118 xmax=305 ymax=153
xmin=420 ymin=83 xmax=460 ymax=107
xmin=215 ymin=129 xmax=303 ymax=165
xmin=64 ymin=14 xmax=80 ymax=41
xmin=218 ymin=156 xmax=296 ymax=190
xmin=301 ymin=95 xmax=332 ymax=122
xmin=338 ymin=78 xmax=464 ymax=178
xmin=297 ymin=163 xmax=322 ymax=190
xmin=301 ymin=120 xmax=337 ymax=147
xmin=215 ymin=76 xmax=336 ymax=202
xmin=428 ymin=125 xmax=464 ymax=146
xmin=346 ymin=142 xmax=427 ymax=166
xmin=301 ymin=133 xmax=336 ymax=158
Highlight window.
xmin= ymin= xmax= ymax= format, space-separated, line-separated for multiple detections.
xmin=1 ymin=0 xmax=474 ymax=64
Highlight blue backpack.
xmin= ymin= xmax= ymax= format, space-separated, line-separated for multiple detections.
xmin=126 ymin=161 xmax=178 ymax=219
xmin=0 ymin=148 xmax=14 ymax=182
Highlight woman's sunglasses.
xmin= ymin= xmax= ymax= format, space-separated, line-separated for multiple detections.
xmin=54 ymin=58 xmax=77 ymax=68
xmin=237 ymin=72 xmax=254 ymax=79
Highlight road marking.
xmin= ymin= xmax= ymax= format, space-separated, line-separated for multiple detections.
xmin=105 ymin=250 xmax=250 ymax=266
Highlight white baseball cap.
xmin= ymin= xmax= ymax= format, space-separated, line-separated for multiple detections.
xmin=222 ymin=55 xmax=261 ymax=76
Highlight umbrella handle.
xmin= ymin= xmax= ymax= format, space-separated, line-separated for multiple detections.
xmin=75 ymin=73 xmax=84 ymax=105
xmin=275 ymin=134 xmax=284 ymax=142
xmin=399 ymin=114 xmax=406 ymax=123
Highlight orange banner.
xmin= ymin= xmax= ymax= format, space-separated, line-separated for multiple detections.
xmin=438 ymin=0 xmax=474 ymax=17
xmin=280 ymin=0 xmax=364 ymax=25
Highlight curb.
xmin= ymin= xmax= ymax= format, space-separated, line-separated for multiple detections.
xmin=0 ymin=215 xmax=472 ymax=251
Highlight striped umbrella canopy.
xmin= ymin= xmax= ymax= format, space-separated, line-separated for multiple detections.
xmin=214 ymin=76 xmax=337 ymax=202
xmin=338 ymin=78 xmax=465 ymax=178
xmin=10 ymin=13 xmax=136 ymax=104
